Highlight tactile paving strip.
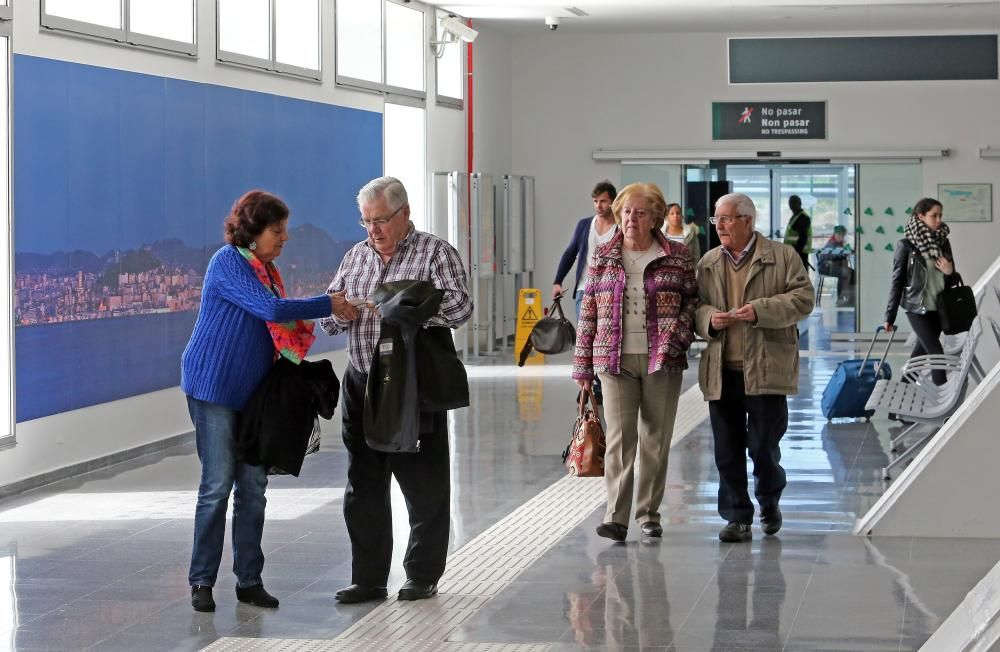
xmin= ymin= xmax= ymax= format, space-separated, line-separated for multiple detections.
xmin=204 ymin=386 xmax=710 ymax=651
xmin=205 ymin=640 xmax=553 ymax=652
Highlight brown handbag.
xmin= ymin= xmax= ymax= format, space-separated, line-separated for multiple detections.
xmin=562 ymin=390 xmax=606 ymax=477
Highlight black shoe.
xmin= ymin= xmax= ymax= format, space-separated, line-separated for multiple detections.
xmin=191 ymin=585 xmax=215 ymax=612
xmin=334 ymin=584 xmax=388 ymax=604
xmin=640 ymin=522 xmax=663 ymax=537
xmin=596 ymin=522 xmax=628 ymax=542
xmin=235 ymin=583 xmax=279 ymax=608
xmin=718 ymin=522 xmax=752 ymax=543
xmin=761 ymin=506 xmax=783 ymax=536
xmin=398 ymin=579 xmax=438 ymax=601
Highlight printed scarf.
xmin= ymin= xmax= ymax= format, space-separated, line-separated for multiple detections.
xmin=237 ymin=246 xmax=315 ymax=364
xmin=904 ymin=214 xmax=950 ymax=261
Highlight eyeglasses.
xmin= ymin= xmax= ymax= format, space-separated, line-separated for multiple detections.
xmin=709 ymin=214 xmax=750 ymax=226
xmin=358 ymin=204 xmax=407 ymax=229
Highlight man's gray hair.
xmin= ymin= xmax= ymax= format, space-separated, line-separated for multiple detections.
xmin=357 ymin=176 xmax=408 ymax=211
xmin=715 ymin=192 xmax=757 ymax=220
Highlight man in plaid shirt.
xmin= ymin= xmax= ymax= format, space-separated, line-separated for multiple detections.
xmin=320 ymin=176 xmax=472 ymax=604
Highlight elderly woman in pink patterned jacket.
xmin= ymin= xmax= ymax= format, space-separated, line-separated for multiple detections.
xmin=572 ymin=182 xmax=699 ymax=543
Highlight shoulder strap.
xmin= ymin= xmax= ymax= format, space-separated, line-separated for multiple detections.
xmin=518 ymin=338 xmax=534 ymax=367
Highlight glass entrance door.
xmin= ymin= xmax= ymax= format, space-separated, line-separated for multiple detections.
xmin=714 ymin=163 xmax=858 ymax=332
xmin=772 ymin=166 xmax=855 ymax=254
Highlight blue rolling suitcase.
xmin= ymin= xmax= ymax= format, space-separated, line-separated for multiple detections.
xmin=821 ymin=327 xmax=895 ymax=420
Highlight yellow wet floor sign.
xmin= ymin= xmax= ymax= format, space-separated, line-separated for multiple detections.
xmin=515 ymin=288 xmax=543 ymax=364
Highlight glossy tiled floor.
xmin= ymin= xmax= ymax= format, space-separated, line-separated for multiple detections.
xmin=2 ymin=300 xmax=999 ymax=651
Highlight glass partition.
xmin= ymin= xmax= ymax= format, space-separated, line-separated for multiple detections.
xmin=856 ymin=164 xmax=921 ymax=332
xmin=0 ymin=33 xmax=10 ymax=442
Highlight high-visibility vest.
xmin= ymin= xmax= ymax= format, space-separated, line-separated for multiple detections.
xmin=784 ymin=211 xmax=812 ymax=254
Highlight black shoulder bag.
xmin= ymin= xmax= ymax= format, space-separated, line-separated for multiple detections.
xmin=938 ymin=277 xmax=977 ymax=335
xmin=518 ymin=295 xmax=576 ymax=366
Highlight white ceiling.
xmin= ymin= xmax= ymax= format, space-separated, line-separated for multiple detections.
xmin=420 ymin=1 xmax=1000 ymax=34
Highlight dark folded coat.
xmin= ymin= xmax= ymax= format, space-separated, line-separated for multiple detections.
xmin=364 ymin=280 xmax=470 ymax=453
xmin=236 ymin=357 xmax=340 ymax=476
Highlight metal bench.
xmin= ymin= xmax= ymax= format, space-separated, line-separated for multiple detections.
xmin=900 ymin=288 xmax=988 ymax=381
xmin=866 ymin=316 xmax=982 ymax=480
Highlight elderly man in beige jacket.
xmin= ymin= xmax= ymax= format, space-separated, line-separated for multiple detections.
xmin=695 ymin=192 xmax=814 ymax=543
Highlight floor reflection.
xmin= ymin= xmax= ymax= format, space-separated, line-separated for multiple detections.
xmin=712 ymin=538 xmax=786 ymax=650
xmin=1 ymin=545 xmax=16 ymax=652
xmin=593 ymin=546 xmax=673 ymax=650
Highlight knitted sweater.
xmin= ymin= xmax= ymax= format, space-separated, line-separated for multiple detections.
xmin=181 ymin=245 xmax=332 ymax=411
xmin=572 ymin=230 xmax=699 ymax=380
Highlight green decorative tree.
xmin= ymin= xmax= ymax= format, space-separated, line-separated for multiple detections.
xmin=875 ymin=225 xmax=886 ymax=234
xmin=864 ymin=243 xmax=874 ymax=251
xmin=884 ymin=243 xmax=894 ymax=252
xmin=864 ymin=207 xmax=874 ymax=216
xmin=884 ymin=207 xmax=894 ymax=216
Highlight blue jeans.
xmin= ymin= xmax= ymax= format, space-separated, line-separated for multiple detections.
xmin=187 ymin=396 xmax=269 ymax=588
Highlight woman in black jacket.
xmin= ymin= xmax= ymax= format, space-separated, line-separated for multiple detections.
xmin=883 ymin=197 xmax=962 ymax=385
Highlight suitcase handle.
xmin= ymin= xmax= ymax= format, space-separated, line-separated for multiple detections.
xmin=858 ymin=325 xmax=895 ymax=378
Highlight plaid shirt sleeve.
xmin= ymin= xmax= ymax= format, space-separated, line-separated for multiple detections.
xmin=319 ymin=228 xmax=472 ymax=373
xmin=318 ymin=248 xmax=354 ymax=336
xmin=427 ymin=240 xmax=473 ymax=328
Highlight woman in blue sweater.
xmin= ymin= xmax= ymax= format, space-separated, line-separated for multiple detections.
xmin=181 ymin=191 xmax=338 ymax=612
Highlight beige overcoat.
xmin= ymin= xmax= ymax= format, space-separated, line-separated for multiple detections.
xmin=694 ymin=234 xmax=814 ymax=401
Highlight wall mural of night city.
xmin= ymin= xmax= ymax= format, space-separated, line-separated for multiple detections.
xmin=14 ymin=55 xmax=382 ymax=421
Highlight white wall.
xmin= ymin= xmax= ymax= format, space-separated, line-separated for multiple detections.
xmin=469 ymin=26 xmax=515 ymax=341
xmin=509 ymin=31 xmax=1000 ymax=294
xmin=2 ymin=1 xmax=472 ymax=488
xmin=471 ymin=27 xmax=513 ymax=180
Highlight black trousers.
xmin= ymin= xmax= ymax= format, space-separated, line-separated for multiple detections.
xmin=341 ymin=365 xmax=451 ymax=586
xmin=905 ymin=311 xmax=946 ymax=385
xmin=834 ymin=265 xmax=854 ymax=302
xmin=708 ymin=368 xmax=788 ymax=525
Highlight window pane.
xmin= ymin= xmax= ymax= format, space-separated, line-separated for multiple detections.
xmin=130 ymin=0 xmax=195 ymax=44
xmin=219 ymin=0 xmax=270 ymax=61
xmin=0 ymin=37 xmax=11 ymax=439
xmin=45 ymin=0 xmax=122 ymax=29
xmin=385 ymin=2 xmax=424 ymax=91
xmin=336 ymin=0 xmax=381 ymax=83
xmin=276 ymin=0 xmax=320 ymax=70
xmin=435 ymin=11 xmax=463 ymax=100
xmin=384 ymin=103 xmax=426 ymax=231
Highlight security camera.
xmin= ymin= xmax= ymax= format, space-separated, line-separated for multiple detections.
xmin=545 ymin=16 xmax=560 ymax=31
xmin=440 ymin=15 xmax=478 ymax=43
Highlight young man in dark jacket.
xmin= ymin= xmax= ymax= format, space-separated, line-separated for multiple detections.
xmin=552 ymin=180 xmax=619 ymax=317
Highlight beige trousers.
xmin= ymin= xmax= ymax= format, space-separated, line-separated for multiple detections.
xmin=598 ymin=354 xmax=683 ymax=527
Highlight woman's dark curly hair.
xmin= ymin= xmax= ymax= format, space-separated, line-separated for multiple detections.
xmin=224 ymin=190 xmax=289 ymax=247
xmin=912 ymin=197 xmax=943 ymax=218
